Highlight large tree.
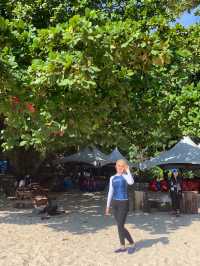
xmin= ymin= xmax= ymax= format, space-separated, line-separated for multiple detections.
xmin=0 ymin=1 xmax=199 ymax=157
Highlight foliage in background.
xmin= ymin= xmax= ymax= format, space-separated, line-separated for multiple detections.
xmin=0 ymin=1 xmax=199 ymax=159
xmin=144 ymin=166 xmax=164 ymax=181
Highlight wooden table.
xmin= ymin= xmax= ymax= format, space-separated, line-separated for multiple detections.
xmin=133 ymin=190 xmax=200 ymax=213
xmin=181 ymin=191 xmax=200 ymax=214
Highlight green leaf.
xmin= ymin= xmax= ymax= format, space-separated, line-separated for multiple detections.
xmin=176 ymin=49 xmax=192 ymax=57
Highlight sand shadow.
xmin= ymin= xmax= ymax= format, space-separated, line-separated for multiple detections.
xmin=127 ymin=211 xmax=200 ymax=235
xmin=135 ymin=236 xmax=169 ymax=252
xmin=0 ymin=191 xmax=115 ymax=234
xmin=0 ymin=191 xmax=200 ymax=236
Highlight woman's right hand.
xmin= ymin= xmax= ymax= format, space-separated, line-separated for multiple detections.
xmin=105 ymin=207 xmax=110 ymax=215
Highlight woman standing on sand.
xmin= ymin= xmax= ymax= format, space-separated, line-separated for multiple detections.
xmin=105 ymin=159 xmax=135 ymax=254
xmin=169 ymin=168 xmax=182 ymax=217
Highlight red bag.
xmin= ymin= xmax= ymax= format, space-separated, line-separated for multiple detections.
xmin=149 ymin=180 xmax=158 ymax=192
xmin=182 ymin=180 xmax=188 ymax=191
xmin=182 ymin=179 xmax=200 ymax=191
xmin=160 ymin=180 xmax=169 ymax=192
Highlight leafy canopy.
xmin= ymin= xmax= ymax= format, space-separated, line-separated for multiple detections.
xmin=0 ymin=1 xmax=199 ymax=157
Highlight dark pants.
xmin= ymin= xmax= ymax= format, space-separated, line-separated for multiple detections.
xmin=170 ymin=192 xmax=181 ymax=211
xmin=112 ymin=200 xmax=134 ymax=246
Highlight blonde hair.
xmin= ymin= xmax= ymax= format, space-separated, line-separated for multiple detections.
xmin=116 ymin=159 xmax=128 ymax=167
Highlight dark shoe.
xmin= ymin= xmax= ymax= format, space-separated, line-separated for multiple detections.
xmin=128 ymin=245 xmax=136 ymax=254
xmin=114 ymin=248 xmax=127 ymax=253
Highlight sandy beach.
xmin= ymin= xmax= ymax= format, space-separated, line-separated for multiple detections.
xmin=0 ymin=191 xmax=200 ymax=266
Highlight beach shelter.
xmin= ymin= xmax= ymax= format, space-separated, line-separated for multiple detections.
xmin=139 ymin=136 xmax=200 ymax=170
xmin=60 ymin=146 xmax=111 ymax=167
xmin=107 ymin=147 xmax=133 ymax=167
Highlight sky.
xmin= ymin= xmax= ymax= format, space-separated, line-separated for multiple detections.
xmin=176 ymin=8 xmax=200 ymax=27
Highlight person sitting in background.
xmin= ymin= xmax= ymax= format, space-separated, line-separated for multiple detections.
xmin=25 ymin=174 xmax=31 ymax=186
xmin=169 ymin=168 xmax=182 ymax=216
xmin=33 ymin=196 xmax=65 ymax=219
xmin=18 ymin=179 xmax=25 ymax=188
xmin=15 ymin=178 xmax=26 ymax=200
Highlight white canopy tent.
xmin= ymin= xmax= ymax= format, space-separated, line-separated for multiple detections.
xmin=139 ymin=136 xmax=200 ymax=170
